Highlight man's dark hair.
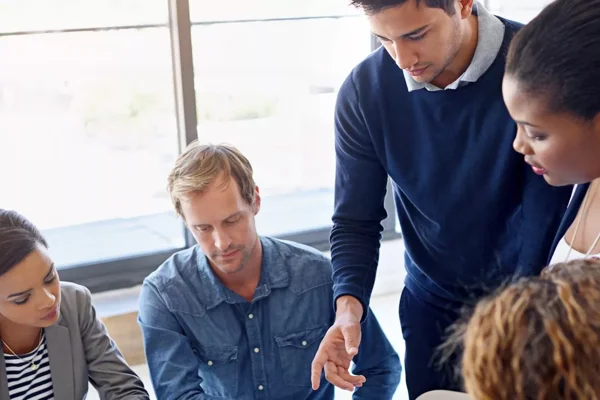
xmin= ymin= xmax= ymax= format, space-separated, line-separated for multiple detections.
xmin=0 ymin=209 xmax=48 ymax=277
xmin=506 ymin=0 xmax=600 ymax=120
xmin=350 ymin=0 xmax=455 ymax=15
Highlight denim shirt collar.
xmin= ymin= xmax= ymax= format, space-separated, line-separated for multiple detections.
xmin=196 ymin=236 xmax=290 ymax=309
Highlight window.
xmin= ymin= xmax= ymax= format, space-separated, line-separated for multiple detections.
xmin=189 ymin=1 xmax=371 ymax=239
xmin=0 ymin=0 xmax=398 ymax=292
xmin=0 ymin=1 xmax=184 ymax=287
xmin=487 ymin=0 xmax=552 ymax=22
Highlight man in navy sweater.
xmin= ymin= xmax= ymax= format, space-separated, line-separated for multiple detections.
xmin=311 ymin=0 xmax=572 ymax=398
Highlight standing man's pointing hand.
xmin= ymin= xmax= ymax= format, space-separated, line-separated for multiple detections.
xmin=311 ymin=295 xmax=366 ymax=391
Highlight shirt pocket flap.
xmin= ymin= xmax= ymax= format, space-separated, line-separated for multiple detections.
xmin=195 ymin=345 xmax=238 ymax=367
xmin=274 ymin=325 xmax=328 ymax=349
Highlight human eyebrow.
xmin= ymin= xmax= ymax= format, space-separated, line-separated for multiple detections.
xmin=401 ymin=25 xmax=429 ymax=38
xmin=224 ymin=212 xmax=242 ymax=221
xmin=43 ymin=263 xmax=55 ymax=280
xmin=373 ymin=25 xmax=429 ymax=41
xmin=7 ymin=288 xmax=32 ymax=299
xmin=515 ymin=120 xmax=541 ymax=128
xmin=7 ymin=263 xmax=55 ymax=298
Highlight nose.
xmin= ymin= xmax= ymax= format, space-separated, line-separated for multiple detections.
xmin=38 ymin=288 xmax=56 ymax=310
xmin=213 ymin=229 xmax=232 ymax=251
xmin=512 ymin=127 xmax=533 ymax=156
xmin=393 ymin=41 xmax=418 ymax=70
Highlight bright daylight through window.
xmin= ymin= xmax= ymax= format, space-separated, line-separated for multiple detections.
xmin=0 ymin=0 xmax=382 ymax=292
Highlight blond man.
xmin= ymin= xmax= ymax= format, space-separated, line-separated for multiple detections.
xmin=137 ymin=142 xmax=400 ymax=400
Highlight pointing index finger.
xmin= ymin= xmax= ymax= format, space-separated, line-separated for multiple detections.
xmin=311 ymin=349 xmax=328 ymax=390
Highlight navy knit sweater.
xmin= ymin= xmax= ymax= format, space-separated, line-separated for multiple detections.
xmin=331 ymin=18 xmax=572 ymax=311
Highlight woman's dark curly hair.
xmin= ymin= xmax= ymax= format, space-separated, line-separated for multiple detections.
xmin=445 ymin=259 xmax=600 ymax=399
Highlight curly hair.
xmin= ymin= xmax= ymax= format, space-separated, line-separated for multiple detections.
xmin=541 ymin=258 xmax=600 ymax=284
xmin=456 ymin=258 xmax=600 ymax=400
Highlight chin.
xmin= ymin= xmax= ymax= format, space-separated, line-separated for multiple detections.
xmin=32 ymin=319 xmax=57 ymax=329
xmin=544 ymin=173 xmax=590 ymax=187
xmin=415 ymin=67 xmax=439 ymax=82
xmin=39 ymin=320 xmax=57 ymax=328
xmin=543 ymin=175 xmax=570 ymax=187
xmin=43 ymin=317 xmax=60 ymax=327
xmin=218 ymin=264 xmax=244 ymax=275
xmin=542 ymin=175 xmax=560 ymax=186
xmin=413 ymin=74 xmax=434 ymax=84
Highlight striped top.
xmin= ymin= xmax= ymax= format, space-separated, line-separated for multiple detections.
xmin=4 ymin=331 xmax=54 ymax=400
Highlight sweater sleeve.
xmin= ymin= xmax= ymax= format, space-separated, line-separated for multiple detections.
xmin=331 ymin=72 xmax=390 ymax=320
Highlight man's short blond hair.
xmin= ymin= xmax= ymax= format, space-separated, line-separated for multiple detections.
xmin=167 ymin=142 xmax=256 ymax=217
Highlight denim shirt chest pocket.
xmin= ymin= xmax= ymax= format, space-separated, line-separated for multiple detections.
xmin=274 ymin=324 xmax=329 ymax=387
xmin=194 ymin=344 xmax=239 ymax=398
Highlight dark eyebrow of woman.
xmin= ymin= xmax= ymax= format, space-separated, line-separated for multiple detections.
xmin=515 ymin=120 xmax=540 ymax=128
xmin=7 ymin=263 xmax=55 ymax=298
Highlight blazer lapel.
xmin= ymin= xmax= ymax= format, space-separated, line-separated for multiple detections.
xmin=46 ymin=322 xmax=74 ymax=400
xmin=0 ymin=353 xmax=9 ymax=400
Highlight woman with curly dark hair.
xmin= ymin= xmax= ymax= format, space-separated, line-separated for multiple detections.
xmin=458 ymin=258 xmax=600 ymax=400
xmin=449 ymin=0 xmax=600 ymax=395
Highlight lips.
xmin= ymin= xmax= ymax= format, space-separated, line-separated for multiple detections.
xmin=407 ymin=66 xmax=428 ymax=77
xmin=526 ymin=160 xmax=547 ymax=175
xmin=41 ymin=305 xmax=58 ymax=320
xmin=220 ymin=249 xmax=240 ymax=258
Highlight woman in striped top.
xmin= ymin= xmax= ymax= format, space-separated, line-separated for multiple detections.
xmin=0 ymin=210 xmax=149 ymax=400
xmin=4 ymin=328 xmax=51 ymax=400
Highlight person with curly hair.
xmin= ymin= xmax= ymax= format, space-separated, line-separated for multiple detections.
xmin=312 ymin=0 xmax=572 ymax=397
xmin=458 ymin=258 xmax=600 ymax=400
xmin=441 ymin=0 xmax=600 ymax=395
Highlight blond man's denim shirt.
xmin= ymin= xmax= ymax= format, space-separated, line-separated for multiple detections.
xmin=139 ymin=236 xmax=401 ymax=399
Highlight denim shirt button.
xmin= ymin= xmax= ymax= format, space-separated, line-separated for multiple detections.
xmin=301 ymin=340 xmax=307 ymax=346
xmin=258 ymin=385 xmax=264 ymax=391
xmin=254 ymin=347 xmax=260 ymax=353
xmin=207 ymin=360 xmax=213 ymax=366
xmin=248 ymin=314 xmax=254 ymax=319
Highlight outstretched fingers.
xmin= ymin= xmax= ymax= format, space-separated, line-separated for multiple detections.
xmin=311 ymin=346 xmax=328 ymax=390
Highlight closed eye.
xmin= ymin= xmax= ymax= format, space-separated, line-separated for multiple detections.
xmin=407 ymin=33 xmax=427 ymax=41
xmin=13 ymin=295 xmax=30 ymax=305
xmin=525 ymin=127 xmax=547 ymax=141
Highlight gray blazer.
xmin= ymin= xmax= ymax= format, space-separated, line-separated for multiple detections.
xmin=0 ymin=282 xmax=149 ymax=400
